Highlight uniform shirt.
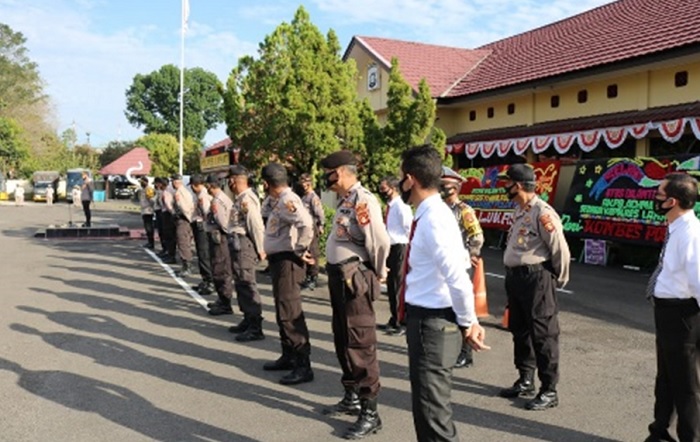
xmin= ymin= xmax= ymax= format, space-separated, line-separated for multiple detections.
xmin=207 ymin=189 xmax=233 ymax=233
xmin=405 ymin=194 xmax=477 ymax=328
xmin=326 ymin=182 xmax=390 ymax=278
xmin=448 ymin=199 xmax=484 ymax=258
xmin=654 ymin=210 xmax=700 ymax=305
xmin=231 ymin=188 xmax=266 ymax=258
xmin=193 ymin=187 xmax=212 ymax=222
xmin=385 ymin=195 xmax=413 ymax=245
xmin=137 ymin=185 xmax=155 ymax=216
xmin=263 ymin=187 xmax=313 ymax=256
xmin=174 ymin=185 xmax=195 ymax=222
xmin=162 ymin=188 xmax=175 ymax=214
xmin=153 ymin=189 xmax=163 ymax=211
xmin=503 ymin=195 xmax=570 ymax=288
xmin=302 ymin=190 xmax=325 ymax=230
xmin=261 ymin=195 xmax=274 ymax=220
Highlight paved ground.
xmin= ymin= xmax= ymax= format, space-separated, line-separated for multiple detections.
xmin=0 ymin=201 xmax=660 ymax=441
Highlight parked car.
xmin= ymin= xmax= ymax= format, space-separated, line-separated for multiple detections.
xmin=114 ymin=180 xmax=136 ymax=199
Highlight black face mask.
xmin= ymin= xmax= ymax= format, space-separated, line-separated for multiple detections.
xmin=440 ymin=185 xmax=456 ymax=200
xmin=378 ymin=190 xmax=390 ymax=202
xmin=653 ymin=198 xmax=672 ymax=216
xmin=323 ymin=170 xmax=338 ymax=189
xmin=399 ymin=177 xmax=412 ymax=204
xmin=505 ymin=183 xmax=518 ymax=200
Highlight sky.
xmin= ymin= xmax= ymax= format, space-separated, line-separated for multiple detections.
xmin=0 ymin=0 xmax=613 ymax=148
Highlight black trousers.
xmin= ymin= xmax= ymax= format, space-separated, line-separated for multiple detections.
xmin=229 ymin=235 xmax=262 ymax=318
xmin=208 ymin=231 xmax=233 ymax=305
xmin=269 ymin=252 xmax=310 ymax=355
xmin=82 ymin=201 xmax=92 ymax=226
xmin=142 ymin=214 xmax=154 ymax=246
xmin=505 ymin=266 xmax=560 ymax=390
xmin=327 ymin=260 xmax=381 ymax=399
xmin=649 ymin=298 xmax=700 ymax=442
xmin=386 ymin=243 xmax=407 ymax=327
xmin=406 ymin=305 xmax=461 ymax=442
xmin=191 ymin=220 xmax=213 ymax=283
xmin=161 ymin=212 xmax=176 ymax=257
xmin=154 ymin=210 xmax=165 ymax=250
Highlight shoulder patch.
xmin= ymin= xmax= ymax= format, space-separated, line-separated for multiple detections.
xmin=355 ymin=202 xmax=370 ymax=226
xmin=539 ymin=214 xmax=555 ymax=233
xmin=285 ymin=200 xmax=297 ymax=213
xmin=241 ymin=200 xmax=249 ymax=213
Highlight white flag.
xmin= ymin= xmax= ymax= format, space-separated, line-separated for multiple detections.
xmin=182 ymin=0 xmax=190 ymax=33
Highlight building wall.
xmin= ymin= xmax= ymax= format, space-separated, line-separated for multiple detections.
xmin=348 ymin=45 xmax=390 ymax=112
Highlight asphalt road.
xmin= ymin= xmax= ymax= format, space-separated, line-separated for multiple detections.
xmin=0 ymin=201 xmax=659 ymax=441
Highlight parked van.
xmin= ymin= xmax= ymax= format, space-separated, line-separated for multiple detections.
xmin=32 ymin=171 xmax=60 ymax=202
xmin=66 ymin=168 xmax=92 ymax=202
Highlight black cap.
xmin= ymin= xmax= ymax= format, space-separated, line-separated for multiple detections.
xmin=228 ymin=165 xmax=248 ymax=177
xmin=320 ymin=150 xmax=357 ymax=169
xmin=498 ymin=164 xmax=535 ymax=183
xmin=171 ymin=173 xmax=183 ymax=181
xmin=190 ymin=174 xmax=204 ymax=185
xmin=205 ymin=174 xmax=220 ymax=187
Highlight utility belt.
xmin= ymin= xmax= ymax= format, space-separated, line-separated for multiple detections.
xmin=326 ymin=256 xmax=378 ymax=302
xmin=326 ymin=256 xmax=373 ymax=274
xmin=505 ymin=260 xmax=553 ymax=277
xmin=228 ymin=231 xmax=252 ymax=252
xmin=406 ymin=304 xmax=457 ymax=323
xmin=267 ymin=251 xmax=302 ymax=265
xmin=653 ymin=297 xmax=699 ymax=313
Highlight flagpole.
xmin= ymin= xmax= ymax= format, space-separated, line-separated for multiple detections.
xmin=178 ymin=0 xmax=186 ymax=175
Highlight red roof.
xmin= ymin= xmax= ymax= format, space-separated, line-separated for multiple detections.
xmin=351 ymin=0 xmax=700 ymax=99
xmin=204 ymin=137 xmax=232 ymax=152
xmin=99 ymin=147 xmax=152 ymax=176
xmin=346 ymin=36 xmax=491 ymax=97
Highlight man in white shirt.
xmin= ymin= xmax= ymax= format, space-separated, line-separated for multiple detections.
xmin=378 ymin=175 xmax=413 ymax=336
xmin=645 ymin=172 xmax=700 ymax=442
xmin=399 ymin=144 xmax=488 ymax=442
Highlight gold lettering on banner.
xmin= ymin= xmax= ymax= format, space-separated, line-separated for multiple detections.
xmin=201 ymin=153 xmax=229 ymax=171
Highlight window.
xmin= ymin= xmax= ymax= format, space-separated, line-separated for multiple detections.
xmin=469 ymin=110 xmax=476 ymax=121
xmin=551 ymin=95 xmax=560 ymax=108
xmin=577 ymin=90 xmax=588 ymax=103
xmin=487 ymin=107 xmax=494 ymax=118
xmin=675 ymin=71 xmax=688 ymax=87
xmin=507 ymin=103 xmax=515 ymax=114
xmin=607 ymin=84 xmax=618 ymax=98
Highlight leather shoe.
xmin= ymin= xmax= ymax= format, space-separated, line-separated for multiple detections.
xmin=228 ymin=318 xmax=250 ymax=334
xmin=235 ymin=328 xmax=265 ymax=342
xmin=279 ymin=366 xmax=314 ymax=385
xmin=162 ymin=255 xmax=177 ymax=264
xmin=385 ymin=326 xmax=405 ymax=337
xmin=454 ymin=350 xmax=473 ymax=368
xmin=322 ymin=390 xmax=361 ymax=416
xmin=198 ymin=283 xmax=214 ymax=295
xmin=343 ymin=398 xmax=382 ymax=440
xmin=525 ymin=390 xmax=558 ymax=410
xmin=499 ymin=374 xmax=536 ymax=398
xmin=208 ymin=305 xmax=233 ymax=316
xmin=263 ymin=354 xmax=296 ymax=371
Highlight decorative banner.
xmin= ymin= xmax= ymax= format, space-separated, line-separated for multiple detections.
xmin=561 ymin=155 xmax=700 ymax=244
xmin=603 ymin=127 xmax=627 ymax=149
xmin=628 ymin=122 xmax=651 ymax=139
xmin=201 ymin=152 xmax=230 ymax=172
xmin=577 ymin=129 xmax=601 ymax=152
xmin=481 ymin=142 xmax=496 ymax=158
xmin=457 ymin=160 xmax=561 ymax=230
xmin=466 ymin=143 xmax=480 ymax=159
xmin=655 ymin=118 xmax=686 ymax=143
xmin=514 ymin=138 xmax=531 ymax=155
xmin=533 ymin=135 xmax=553 ymax=153
xmin=554 ymin=133 xmax=576 ymax=153
xmin=496 ymin=140 xmax=512 ymax=157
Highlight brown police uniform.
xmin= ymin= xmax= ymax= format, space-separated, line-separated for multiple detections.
xmin=504 ymin=195 xmax=570 ymax=394
xmin=174 ymin=185 xmax=195 ymax=263
xmin=161 ymin=188 xmax=177 ymax=258
xmin=192 ymin=187 xmax=213 ymax=285
xmin=229 ymin=188 xmax=266 ymax=322
xmin=137 ymin=184 xmax=156 ymax=247
xmin=326 ymin=181 xmax=390 ymax=400
xmin=302 ymin=189 xmax=325 ymax=280
xmin=264 ymin=188 xmax=314 ymax=360
xmin=207 ymin=189 xmax=234 ymax=306
xmin=154 ymin=187 xmax=165 ymax=252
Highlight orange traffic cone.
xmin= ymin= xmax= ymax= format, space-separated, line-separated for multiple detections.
xmin=473 ymin=257 xmax=489 ymax=318
xmin=501 ymin=306 xmax=510 ymax=329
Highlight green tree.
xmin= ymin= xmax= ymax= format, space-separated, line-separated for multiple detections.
xmin=0 ymin=116 xmax=30 ymax=172
xmin=136 ymin=133 xmax=200 ymax=177
xmin=125 ymin=65 xmax=223 ymax=141
xmin=0 ymin=24 xmax=44 ymax=112
xmin=220 ymin=6 xmax=363 ymax=178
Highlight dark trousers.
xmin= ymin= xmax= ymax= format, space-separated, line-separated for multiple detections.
xmin=649 ymin=298 xmax=700 ymax=442
xmin=154 ymin=210 xmax=164 ymax=249
xmin=175 ymin=217 xmax=193 ymax=262
xmin=229 ymin=235 xmax=262 ymax=318
xmin=208 ymin=231 xmax=233 ymax=306
xmin=82 ymin=201 xmax=92 ymax=226
xmin=269 ymin=252 xmax=310 ymax=355
xmin=505 ymin=266 xmax=560 ymax=390
xmin=306 ymin=225 xmax=321 ymax=279
xmin=191 ymin=220 xmax=213 ymax=283
xmin=327 ymin=261 xmax=381 ymax=399
xmin=386 ymin=243 xmax=408 ymax=326
xmin=406 ymin=305 xmax=461 ymax=442
xmin=161 ymin=212 xmax=176 ymax=257
xmin=142 ymin=214 xmax=154 ymax=246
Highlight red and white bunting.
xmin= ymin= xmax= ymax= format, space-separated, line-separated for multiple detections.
xmin=628 ymin=122 xmax=651 ymax=139
xmin=496 ymin=140 xmax=513 ymax=157
xmin=533 ymin=135 xmax=553 ymax=153
xmin=513 ymin=138 xmax=531 ymax=155
xmin=603 ymin=127 xmax=627 ymax=149
xmin=453 ymin=142 xmax=465 ymax=154
xmin=481 ymin=141 xmax=496 ymax=158
xmin=466 ymin=142 xmax=481 ymax=159
xmin=689 ymin=117 xmax=700 ymax=140
xmin=655 ymin=118 xmax=686 ymax=143
xmin=554 ymin=133 xmax=576 ymax=154
xmin=577 ymin=130 xmax=601 ymax=152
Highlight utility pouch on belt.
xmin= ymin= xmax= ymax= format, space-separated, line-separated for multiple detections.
xmin=229 ymin=234 xmax=241 ymax=252
xmin=211 ymin=230 xmax=222 ymax=245
xmin=341 ymin=261 xmax=368 ymax=302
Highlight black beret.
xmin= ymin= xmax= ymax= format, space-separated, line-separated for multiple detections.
xmin=171 ymin=173 xmax=183 ymax=181
xmin=228 ymin=165 xmax=248 ymax=177
xmin=498 ymin=164 xmax=535 ymax=183
xmin=261 ymin=163 xmax=287 ymax=183
xmin=320 ymin=150 xmax=357 ymax=169
xmin=190 ymin=174 xmax=204 ymax=185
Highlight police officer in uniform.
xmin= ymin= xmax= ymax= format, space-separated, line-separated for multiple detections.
xmin=261 ymin=163 xmax=315 ymax=385
xmin=440 ymin=168 xmax=484 ymax=369
xmin=190 ymin=175 xmax=215 ymax=295
xmin=223 ymin=165 xmax=267 ymax=341
xmin=172 ymin=174 xmax=196 ymax=277
xmin=158 ymin=177 xmax=177 ymax=264
xmin=136 ymin=177 xmax=156 ymax=249
xmin=153 ymin=178 xmax=166 ymax=255
xmin=498 ymin=163 xmax=570 ymax=411
xmin=204 ymin=175 xmax=235 ymax=318
xmin=321 ymin=150 xmax=390 ymax=440
xmin=298 ymin=173 xmax=325 ymax=290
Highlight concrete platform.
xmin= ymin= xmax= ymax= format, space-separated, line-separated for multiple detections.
xmin=36 ymin=224 xmax=131 ymax=239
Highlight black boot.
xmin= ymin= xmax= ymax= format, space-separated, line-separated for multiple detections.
xmin=322 ymin=388 xmax=361 ymax=416
xmin=198 ymin=282 xmax=214 ymax=295
xmin=263 ymin=346 xmax=296 ymax=371
xmin=279 ymin=353 xmax=314 ymax=385
xmin=454 ymin=345 xmax=473 ymax=368
xmin=525 ymin=389 xmax=558 ymax=410
xmin=235 ymin=316 xmax=265 ymax=342
xmin=228 ymin=317 xmax=250 ymax=334
xmin=499 ymin=371 xmax=536 ymax=398
xmin=343 ymin=398 xmax=382 ymax=440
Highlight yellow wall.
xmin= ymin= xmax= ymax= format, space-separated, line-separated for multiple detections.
xmin=347 ymin=45 xmax=390 ymax=112
xmin=649 ymin=60 xmax=700 ymax=107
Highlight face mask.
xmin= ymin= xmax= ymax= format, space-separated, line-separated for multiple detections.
xmin=505 ymin=183 xmax=518 ymax=200
xmin=653 ymin=198 xmax=672 ymax=216
xmin=378 ymin=190 xmax=390 ymax=202
xmin=440 ymin=185 xmax=456 ymax=200
xmin=399 ymin=176 xmax=412 ymax=204
xmin=323 ymin=170 xmax=338 ymax=189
